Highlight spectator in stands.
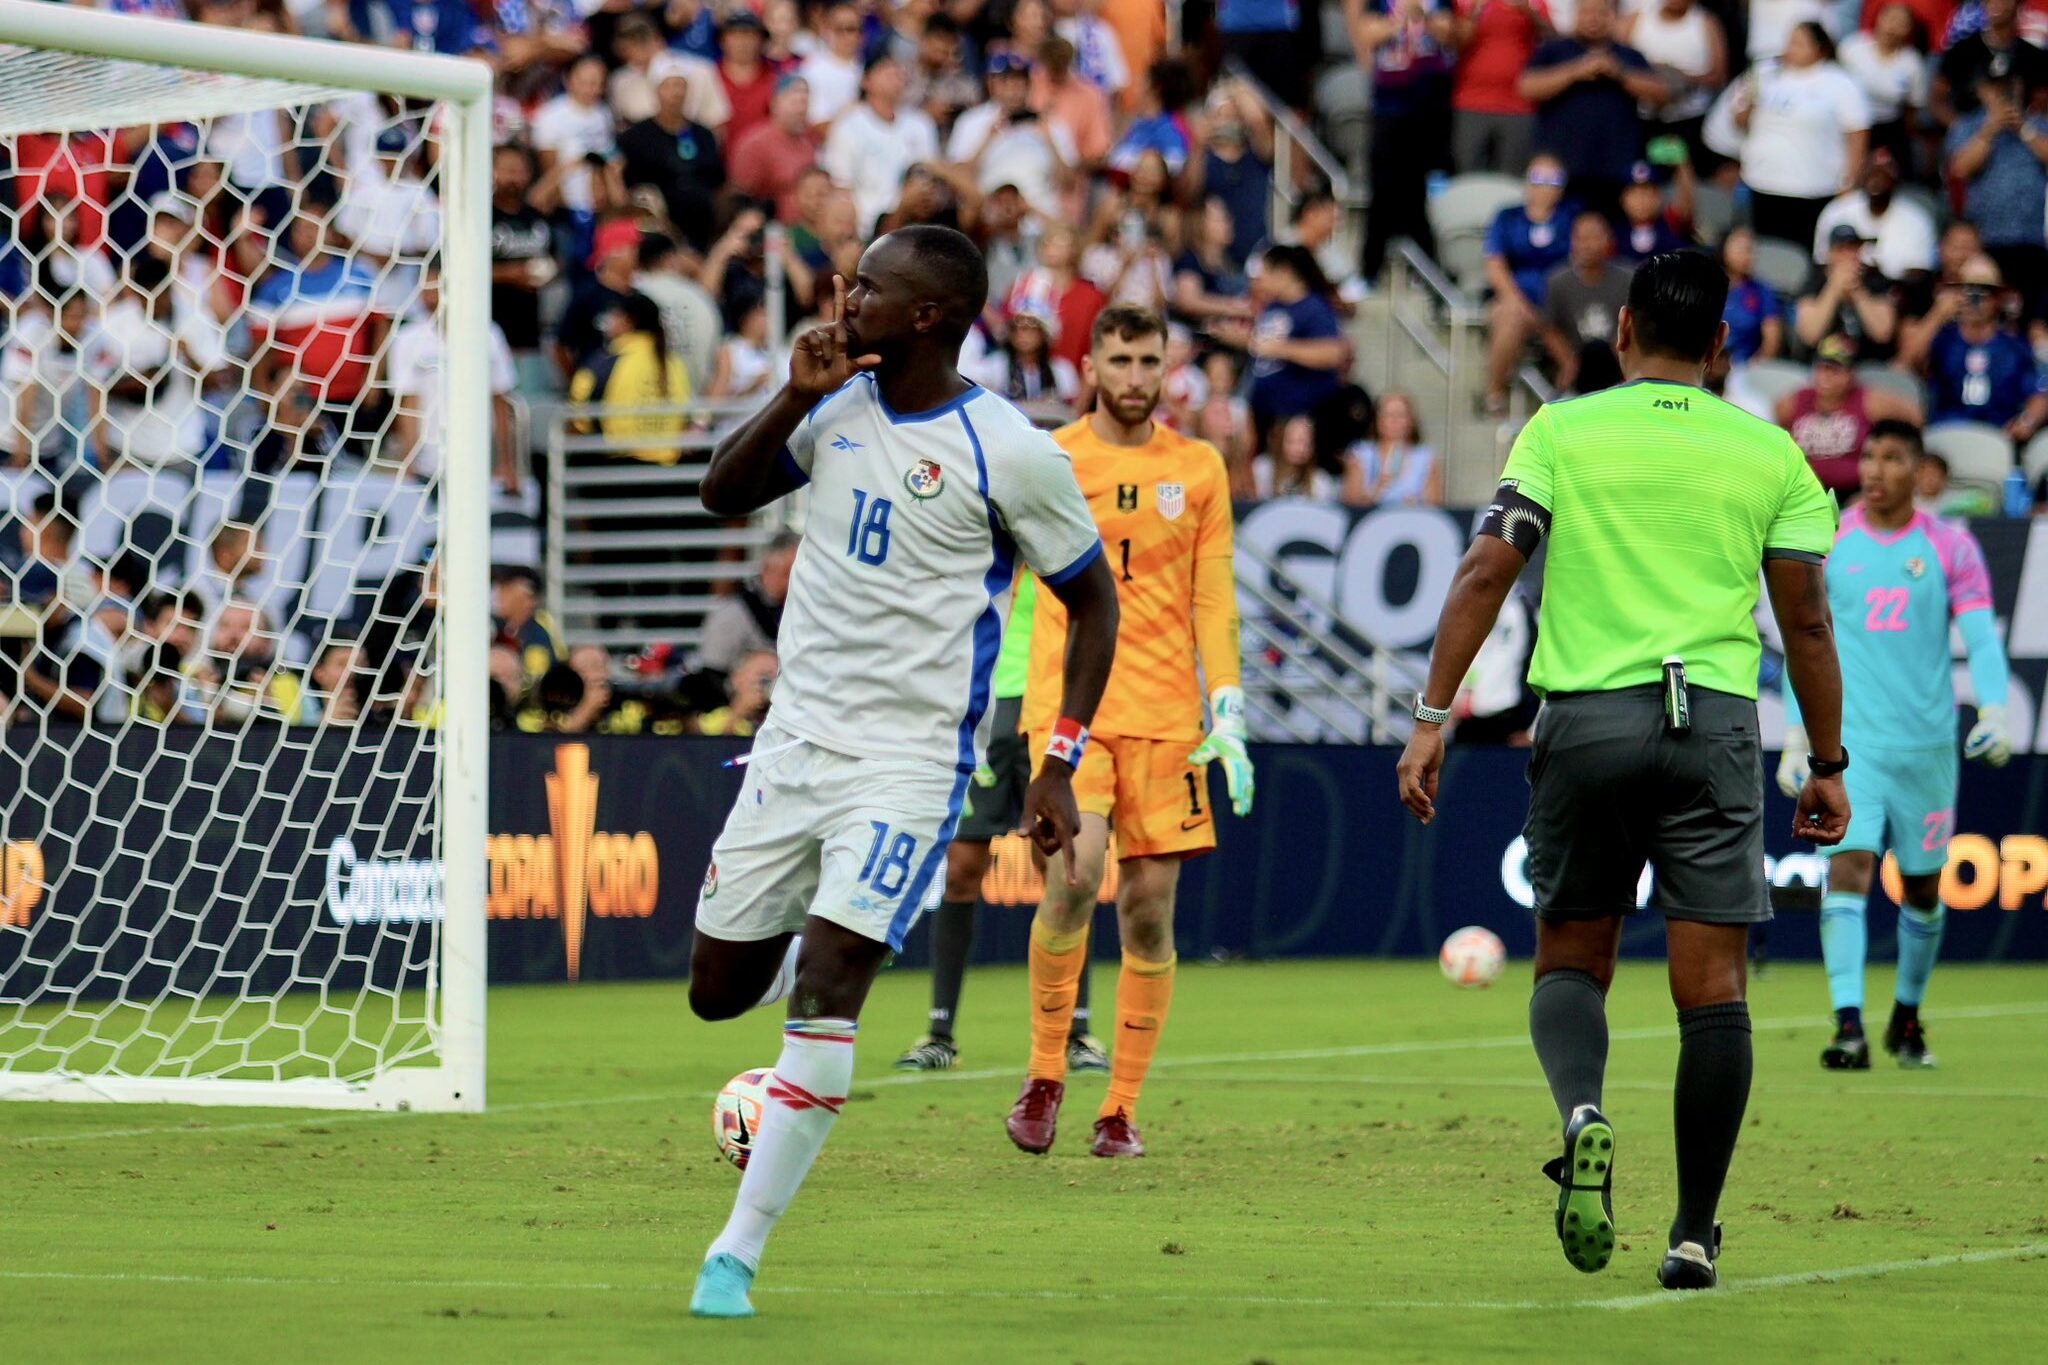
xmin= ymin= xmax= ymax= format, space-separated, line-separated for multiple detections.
xmin=730 ymin=77 xmax=819 ymax=224
xmin=949 ymin=52 xmax=1077 ymax=219
xmin=1263 ymin=186 xmax=1371 ymax=310
xmin=1174 ymin=198 xmax=1256 ymax=328
xmin=1006 ymin=222 xmax=1108 ymax=372
xmin=1519 ymin=0 xmax=1665 ymax=216
xmin=526 ymin=645 xmax=617 ymax=734
xmin=555 ymin=219 xmax=640 ymax=380
xmin=306 ymin=639 xmax=361 ymax=726
xmin=10 ymin=596 xmax=99 ymax=722
xmin=1342 ymin=390 xmax=1441 ymax=506
xmin=1916 ymin=447 xmax=2002 ymax=517
xmin=1910 ymin=255 xmax=2048 ymax=437
xmin=1054 ymin=0 xmax=1135 ymax=100
xmin=567 ymin=291 xmax=693 ymax=464
xmin=1032 ymin=35 xmax=1115 ymax=173
xmin=130 ymin=641 xmax=201 ymax=725
xmin=1159 ymin=323 xmax=1209 ymax=428
xmin=1746 ymin=0 xmax=1832 ymax=63
xmin=699 ymin=203 xmax=816 ymax=333
xmin=1247 ymin=244 xmax=1347 ymax=443
xmin=1722 ymin=22 xmax=1871 ymax=251
xmin=975 ymin=303 xmax=1081 ymax=404
xmin=1347 ymin=0 xmax=1456 ymax=282
xmin=1088 ymin=148 xmax=1185 ymax=263
xmin=1083 ymin=211 xmax=1175 ymax=313
xmin=26 ymin=186 xmax=118 ymax=301
xmin=618 ymin=69 xmax=727 ymax=252
xmin=694 ymin=532 xmax=796 ymax=677
xmin=1840 ymin=3 xmax=1930 ymax=167
xmin=1613 ymin=161 xmax=1690 ymax=266
xmin=1813 ymin=149 xmax=1936 ymax=284
xmin=4 ymin=290 xmax=111 ymax=479
xmin=10 ymin=492 xmax=71 ymax=608
xmin=1777 ymin=333 xmax=1924 ymax=494
xmin=761 ymin=0 xmax=804 ymax=67
xmin=1541 ymin=211 xmax=1634 ymax=393
xmin=250 ymin=378 xmax=345 ymax=475
xmin=1721 ymin=227 xmax=1789 ymax=366
xmin=1252 ymin=413 xmax=1341 ymax=498
xmin=717 ymin=10 xmax=781 ymax=148
xmin=187 ymin=599 xmax=315 ymax=724
xmin=189 ymin=520 xmax=263 ymax=633
xmin=698 ymin=647 xmax=778 ymax=737
xmin=708 ymin=298 xmax=782 ymax=400
xmin=1482 ymin=153 xmax=1578 ymax=414
xmin=531 ymin=54 xmax=628 ymax=243
xmin=489 ymin=144 xmax=562 ymax=366
xmin=491 ymin=564 xmax=562 ymax=703
xmin=1197 ymin=350 xmax=1258 ymax=493
xmin=137 ymin=590 xmax=203 ymax=665
xmin=609 ymin=14 xmax=727 ymax=130
xmin=1449 ymin=0 xmax=1552 ymax=177
xmin=334 ymin=125 xmax=442 ymax=313
xmin=975 ymin=185 xmax=1036 ymax=308
xmin=1945 ymin=71 xmax=2048 ymax=321
xmin=1185 ymin=76 xmax=1271 ymax=266
xmin=802 ymin=1 xmax=870 ymax=131
xmin=1797 ymin=225 xmax=1901 ymax=360
xmin=1620 ymin=0 xmax=1726 ymax=164
xmin=387 ymin=263 xmax=521 ymax=489
xmin=900 ymin=10 xmax=981 ymax=129
xmin=1935 ymin=0 xmax=2048 ymax=124
xmin=95 ymin=261 xmax=227 ymax=472
xmin=823 ymin=54 xmax=942 ymax=234
xmin=1215 ymin=0 xmax=1311 ymax=112
xmin=1106 ymin=56 xmax=1197 ymax=179
xmin=247 ymin=208 xmax=380 ymax=408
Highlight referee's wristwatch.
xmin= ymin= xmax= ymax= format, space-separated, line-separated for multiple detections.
xmin=1413 ymin=696 xmax=1452 ymax=727
xmin=1808 ymin=747 xmax=1850 ymax=777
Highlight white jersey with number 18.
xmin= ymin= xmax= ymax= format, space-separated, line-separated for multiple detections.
xmin=768 ymin=374 xmax=1104 ymax=774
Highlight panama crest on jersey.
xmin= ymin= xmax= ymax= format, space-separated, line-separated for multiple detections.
xmin=702 ymin=861 xmax=718 ymax=900
xmin=903 ymin=457 xmax=945 ymax=500
xmin=1157 ymin=482 xmax=1185 ymax=521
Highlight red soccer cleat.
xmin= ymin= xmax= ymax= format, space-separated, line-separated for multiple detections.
xmin=1006 ymin=1078 xmax=1065 ymax=1154
xmin=1090 ymin=1108 xmax=1146 ymax=1158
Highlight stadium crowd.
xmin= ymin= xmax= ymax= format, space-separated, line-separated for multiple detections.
xmin=3 ymin=0 xmax=2048 ymax=734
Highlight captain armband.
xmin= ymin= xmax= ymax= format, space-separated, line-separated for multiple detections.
xmin=1477 ymin=480 xmax=1553 ymax=558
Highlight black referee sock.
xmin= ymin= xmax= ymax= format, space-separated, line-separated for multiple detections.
xmin=1529 ymin=969 xmax=1609 ymax=1121
xmin=926 ymin=899 xmax=977 ymax=1041
xmin=1672 ymin=1002 xmax=1753 ymax=1251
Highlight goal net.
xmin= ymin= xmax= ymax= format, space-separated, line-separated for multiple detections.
xmin=0 ymin=6 xmax=490 ymax=1111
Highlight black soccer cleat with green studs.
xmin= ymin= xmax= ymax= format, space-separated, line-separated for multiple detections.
xmin=1543 ymin=1105 xmax=1616 ymax=1273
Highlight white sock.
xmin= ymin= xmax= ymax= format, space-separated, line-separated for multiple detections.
xmin=754 ymin=937 xmax=801 ymax=1012
xmin=706 ymin=1016 xmax=856 ymax=1271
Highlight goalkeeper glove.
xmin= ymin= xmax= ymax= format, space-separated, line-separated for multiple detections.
xmin=1963 ymin=704 xmax=2012 ymax=767
xmin=972 ymin=759 xmax=998 ymax=788
xmin=1775 ymin=726 xmax=1810 ymax=800
xmin=1188 ymin=685 xmax=1255 ymax=818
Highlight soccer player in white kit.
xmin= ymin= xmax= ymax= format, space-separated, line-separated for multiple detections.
xmin=685 ymin=226 xmax=1121 ymax=1319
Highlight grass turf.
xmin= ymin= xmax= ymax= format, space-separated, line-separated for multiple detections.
xmin=2 ymin=959 xmax=2045 ymax=1363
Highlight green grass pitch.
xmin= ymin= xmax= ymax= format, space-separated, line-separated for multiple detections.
xmin=3 ymin=959 xmax=2045 ymax=1363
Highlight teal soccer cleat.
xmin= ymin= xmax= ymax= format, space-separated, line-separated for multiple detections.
xmin=690 ymin=1253 xmax=757 ymax=1319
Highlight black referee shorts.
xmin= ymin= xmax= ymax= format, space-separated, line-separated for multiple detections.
xmin=1524 ymin=686 xmax=1770 ymax=925
xmin=957 ymin=695 xmax=1029 ymax=843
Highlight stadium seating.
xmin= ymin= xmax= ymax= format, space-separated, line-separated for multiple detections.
xmin=1750 ymin=236 xmax=1815 ymax=299
xmin=1428 ymin=174 xmax=1521 ymax=296
xmin=1741 ymin=358 xmax=1812 ymax=413
xmin=2021 ymin=429 xmax=2048 ymax=493
xmin=1855 ymin=365 xmax=1927 ymax=411
xmin=1925 ymin=422 xmax=2018 ymax=492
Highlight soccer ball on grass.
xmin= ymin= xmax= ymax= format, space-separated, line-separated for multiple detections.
xmin=1439 ymin=927 xmax=1507 ymax=988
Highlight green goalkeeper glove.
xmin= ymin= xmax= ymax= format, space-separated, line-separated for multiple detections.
xmin=1188 ymin=685 xmax=1255 ymax=817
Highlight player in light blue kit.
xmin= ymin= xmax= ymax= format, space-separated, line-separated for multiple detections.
xmin=1777 ymin=420 xmax=2012 ymax=1070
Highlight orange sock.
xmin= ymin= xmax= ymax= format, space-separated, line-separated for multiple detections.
xmin=1101 ymin=952 xmax=1176 ymax=1121
xmin=1027 ymin=920 xmax=1089 ymax=1082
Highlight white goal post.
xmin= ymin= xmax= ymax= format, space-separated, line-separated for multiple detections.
xmin=0 ymin=2 xmax=490 ymax=1111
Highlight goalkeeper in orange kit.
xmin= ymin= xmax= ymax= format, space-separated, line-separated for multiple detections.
xmin=1004 ymin=303 xmax=1252 ymax=1158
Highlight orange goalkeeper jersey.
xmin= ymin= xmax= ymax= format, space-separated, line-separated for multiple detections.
xmin=1021 ymin=417 xmax=1240 ymax=742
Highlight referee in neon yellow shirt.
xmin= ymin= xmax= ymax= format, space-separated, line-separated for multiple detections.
xmin=1398 ymin=252 xmax=1852 ymax=1293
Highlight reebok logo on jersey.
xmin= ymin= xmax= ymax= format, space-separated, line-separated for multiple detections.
xmin=829 ymin=434 xmax=864 ymax=453
xmin=903 ymin=457 xmax=945 ymax=500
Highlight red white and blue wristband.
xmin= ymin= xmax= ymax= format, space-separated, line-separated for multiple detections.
xmin=1044 ymin=717 xmax=1089 ymax=769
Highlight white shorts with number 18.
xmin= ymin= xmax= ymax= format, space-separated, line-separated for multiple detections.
xmin=694 ymin=722 xmax=966 ymax=951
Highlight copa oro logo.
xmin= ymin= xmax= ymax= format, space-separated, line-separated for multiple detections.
xmin=978 ymin=831 xmax=1123 ymax=907
xmin=486 ymin=743 xmax=659 ymax=980
xmin=1 ymin=840 xmax=43 ymax=927
xmin=1881 ymin=834 xmax=2048 ymax=911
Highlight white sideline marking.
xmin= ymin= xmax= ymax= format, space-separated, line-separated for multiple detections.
xmin=8 ymin=1000 xmax=2045 ymax=1147
xmin=4 ymin=1240 xmax=2042 ymax=1313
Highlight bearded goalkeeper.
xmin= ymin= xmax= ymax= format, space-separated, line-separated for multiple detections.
xmin=1004 ymin=304 xmax=1253 ymax=1158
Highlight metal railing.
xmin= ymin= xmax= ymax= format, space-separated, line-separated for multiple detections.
xmin=544 ymin=398 xmax=796 ymax=653
xmin=1222 ymin=57 xmax=1363 ymax=247
xmin=1234 ymin=536 xmax=1428 ymax=746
